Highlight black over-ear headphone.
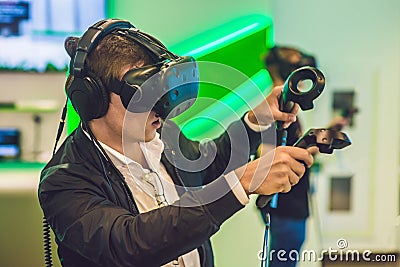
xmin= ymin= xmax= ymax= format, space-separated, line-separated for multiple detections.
xmin=66 ymin=19 xmax=131 ymax=121
xmin=66 ymin=18 xmax=199 ymax=122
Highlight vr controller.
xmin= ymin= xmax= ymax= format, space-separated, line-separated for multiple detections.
xmin=294 ymin=128 xmax=351 ymax=153
xmin=256 ymin=66 xmax=352 ymax=209
xmin=255 ymin=127 xmax=352 ymax=209
xmin=276 ymin=66 xmax=325 ymax=130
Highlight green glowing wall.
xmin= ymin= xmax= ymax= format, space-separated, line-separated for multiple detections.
xmin=169 ymin=15 xmax=273 ymax=139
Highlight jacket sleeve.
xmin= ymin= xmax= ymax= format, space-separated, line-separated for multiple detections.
xmin=39 ymin=163 xmax=243 ymax=267
xmin=205 ymin=114 xmax=263 ymax=175
xmin=162 ymin=115 xmax=263 ymax=185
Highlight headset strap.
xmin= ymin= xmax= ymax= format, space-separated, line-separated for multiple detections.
xmin=113 ymin=28 xmax=180 ymax=62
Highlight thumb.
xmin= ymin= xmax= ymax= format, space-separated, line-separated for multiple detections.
xmin=282 ymin=115 xmax=297 ymax=129
xmin=276 ymin=111 xmax=297 ymax=128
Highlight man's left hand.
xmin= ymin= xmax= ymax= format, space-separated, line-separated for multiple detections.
xmin=248 ymin=85 xmax=298 ymax=129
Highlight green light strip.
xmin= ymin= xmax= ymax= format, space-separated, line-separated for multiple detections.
xmin=184 ymin=23 xmax=259 ymax=58
xmin=171 ymin=14 xmax=272 ymax=58
xmin=0 ymin=161 xmax=45 ymax=170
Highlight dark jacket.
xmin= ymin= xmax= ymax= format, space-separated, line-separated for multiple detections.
xmin=38 ymin=117 xmax=262 ymax=267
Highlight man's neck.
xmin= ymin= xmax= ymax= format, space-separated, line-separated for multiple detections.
xmin=88 ymin=121 xmax=149 ymax=168
xmin=89 ymin=123 xmax=122 ymax=152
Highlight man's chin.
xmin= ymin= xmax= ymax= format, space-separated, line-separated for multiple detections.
xmin=144 ymin=132 xmax=157 ymax=143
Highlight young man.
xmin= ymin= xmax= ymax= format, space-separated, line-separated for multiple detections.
xmin=38 ymin=19 xmax=313 ymax=267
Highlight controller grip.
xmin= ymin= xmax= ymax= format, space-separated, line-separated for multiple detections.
xmin=256 ymin=128 xmax=351 ymax=209
xmin=256 ymin=194 xmax=274 ymax=209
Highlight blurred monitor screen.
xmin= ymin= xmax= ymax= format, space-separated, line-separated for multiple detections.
xmin=0 ymin=0 xmax=106 ymax=72
xmin=0 ymin=127 xmax=20 ymax=160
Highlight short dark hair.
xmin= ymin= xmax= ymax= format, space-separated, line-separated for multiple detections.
xmin=65 ymin=33 xmax=156 ymax=92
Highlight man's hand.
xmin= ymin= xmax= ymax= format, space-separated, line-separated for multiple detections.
xmin=235 ymin=146 xmax=313 ymax=196
xmin=248 ymin=86 xmax=299 ymax=129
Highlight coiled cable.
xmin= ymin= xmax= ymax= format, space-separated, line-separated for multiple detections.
xmin=43 ymin=217 xmax=53 ymax=267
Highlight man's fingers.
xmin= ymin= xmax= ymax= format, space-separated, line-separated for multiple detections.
xmin=280 ymin=179 xmax=292 ymax=193
xmin=290 ymin=146 xmax=314 ymax=168
xmin=277 ymin=146 xmax=314 ymax=168
xmin=289 ymin=159 xmax=307 ymax=180
xmin=288 ymin=169 xmax=300 ymax=186
xmin=272 ymin=85 xmax=284 ymax=97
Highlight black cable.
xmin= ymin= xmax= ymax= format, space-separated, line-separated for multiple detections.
xmin=260 ymin=213 xmax=271 ymax=267
xmin=52 ymin=99 xmax=68 ymax=155
xmin=259 ymin=128 xmax=287 ymax=267
xmin=142 ymin=170 xmax=168 ymax=207
xmin=33 ymin=114 xmax=42 ymax=161
xmin=42 ymin=217 xmax=53 ymax=267
xmin=84 ymin=121 xmax=114 ymax=190
xmin=270 ymin=129 xmax=287 ymax=208
xmin=83 ymin=120 xmax=137 ymax=212
xmin=42 ymin=98 xmax=68 ymax=267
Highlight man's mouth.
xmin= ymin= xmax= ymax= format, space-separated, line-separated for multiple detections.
xmin=152 ymin=118 xmax=161 ymax=128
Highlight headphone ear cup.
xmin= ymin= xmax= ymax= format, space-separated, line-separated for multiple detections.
xmin=66 ymin=73 xmax=110 ymax=121
xmin=86 ymin=71 xmax=110 ymax=119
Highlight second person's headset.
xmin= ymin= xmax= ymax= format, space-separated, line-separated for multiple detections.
xmin=66 ymin=18 xmax=199 ymax=122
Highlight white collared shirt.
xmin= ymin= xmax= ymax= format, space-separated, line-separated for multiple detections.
xmin=87 ymin=113 xmax=268 ymax=266
xmin=101 ymin=134 xmax=201 ymax=267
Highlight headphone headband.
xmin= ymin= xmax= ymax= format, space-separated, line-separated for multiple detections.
xmin=72 ymin=19 xmax=134 ymax=77
xmin=66 ymin=18 xmax=199 ymax=122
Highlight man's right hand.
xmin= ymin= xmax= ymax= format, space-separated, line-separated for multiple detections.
xmin=234 ymin=146 xmax=313 ymax=196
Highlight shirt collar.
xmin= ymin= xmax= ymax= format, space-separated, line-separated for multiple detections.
xmin=81 ymin=125 xmax=164 ymax=172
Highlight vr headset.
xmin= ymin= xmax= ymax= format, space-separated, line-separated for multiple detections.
xmin=66 ymin=19 xmax=199 ymax=121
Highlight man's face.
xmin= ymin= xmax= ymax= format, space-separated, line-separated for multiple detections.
xmin=117 ymin=64 xmax=163 ymax=142
xmin=110 ymin=93 xmax=161 ymax=142
xmin=105 ymin=92 xmax=162 ymax=144
xmin=124 ymin=110 xmax=162 ymax=143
